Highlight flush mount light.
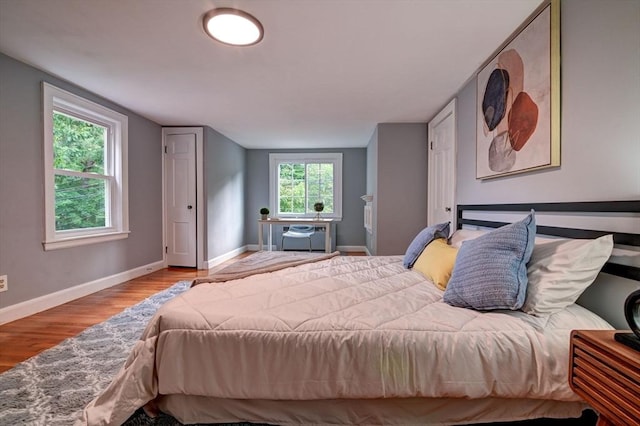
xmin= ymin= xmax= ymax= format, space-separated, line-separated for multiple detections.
xmin=203 ymin=8 xmax=263 ymax=46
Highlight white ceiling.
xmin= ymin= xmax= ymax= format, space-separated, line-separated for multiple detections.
xmin=0 ymin=0 xmax=542 ymax=149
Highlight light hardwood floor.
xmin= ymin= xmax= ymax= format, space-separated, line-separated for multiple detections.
xmin=0 ymin=257 xmax=236 ymax=373
xmin=0 ymin=251 xmax=365 ymax=373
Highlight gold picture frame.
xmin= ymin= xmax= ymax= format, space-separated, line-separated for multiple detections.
xmin=476 ymin=0 xmax=560 ymax=180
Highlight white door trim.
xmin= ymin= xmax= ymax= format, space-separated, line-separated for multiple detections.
xmin=428 ymin=98 xmax=457 ymax=227
xmin=162 ymin=127 xmax=205 ymax=269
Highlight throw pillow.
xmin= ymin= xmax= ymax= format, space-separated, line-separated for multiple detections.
xmin=403 ymin=222 xmax=450 ymax=268
xmin=448 ymin=229 xmax=488 ymax=248
xmin=443 ymin=211 xmax=536 ymax=310
xmin=413 ymin=238 xmax=459 ymax=290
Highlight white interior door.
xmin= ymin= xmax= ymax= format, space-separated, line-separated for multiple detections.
xmin=165 ymin=133 xmax=197 ymax=267
xmin=428 ymin=98 xmax=456 ymax=227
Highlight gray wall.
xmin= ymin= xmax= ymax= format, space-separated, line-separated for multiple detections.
xmin=455 ymin=0 xmax=640 ymax=205
xmin=245 ymin=148 xmax=367 ymax=248
xmin=0 ymin=53 xmax=163 ymax=308
xmin=203 ymin=127 xmax=246 ymax=260
xmin=451 ymin=0 xmax=640 ymax=328
xmin=367 ymin=123 xmax=428 ymax=256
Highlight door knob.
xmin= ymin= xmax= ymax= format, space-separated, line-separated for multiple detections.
xmin=187 ymin=205 xmax=193 ymax=209
xmin=445 ymin=207 xmax=452 ymax=212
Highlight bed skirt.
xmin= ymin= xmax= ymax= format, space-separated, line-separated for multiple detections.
xmin=157 ymin=394 xmax=589 ymax=425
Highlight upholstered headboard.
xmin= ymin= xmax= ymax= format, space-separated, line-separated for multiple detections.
xmin=456 ymin=200 xmax=640 ymax=328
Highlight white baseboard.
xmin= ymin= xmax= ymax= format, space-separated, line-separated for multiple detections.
xmin=336 ymin=245 xmax=367 ymax=253
xmin=246 ymin=244 xmax=277 ymax=252
xmin=0 ymin=260 xmax=165 ymax=325
xmin=204 ymin=246 xmax=248 ymax=269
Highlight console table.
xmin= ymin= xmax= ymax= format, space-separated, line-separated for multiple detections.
xmin=258 ymin=218 xmax=334 ymax=253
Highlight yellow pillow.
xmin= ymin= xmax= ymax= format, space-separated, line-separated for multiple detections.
xmin=413 ymin=238 xmax=459 ymax=290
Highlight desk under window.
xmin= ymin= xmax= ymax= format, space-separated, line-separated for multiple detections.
xmin=258 ymin=218 xmax=334 ymax=253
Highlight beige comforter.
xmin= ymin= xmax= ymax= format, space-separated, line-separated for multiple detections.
xmin=78 ymin=255 xmax=611 ymax=425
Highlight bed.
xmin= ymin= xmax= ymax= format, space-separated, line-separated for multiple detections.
xmin=78 ymin=201 xmax=640 ymax=426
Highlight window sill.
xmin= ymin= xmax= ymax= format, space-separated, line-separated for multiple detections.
xmin=43 ymin=230 xmax=130 ymax=251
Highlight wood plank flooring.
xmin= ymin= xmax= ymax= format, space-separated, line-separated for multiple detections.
xmin=0 ymin=259 xmax=233 ymax=373
xmin=0 ymin=251 xmax=365 ymax=373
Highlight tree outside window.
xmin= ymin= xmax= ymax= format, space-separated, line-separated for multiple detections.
xmin=53 ymin=112 xmax=108 ymax=231
xmin=269 ymin=153 xmax=342 ymax=219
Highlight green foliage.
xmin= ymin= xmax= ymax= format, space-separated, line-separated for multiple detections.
xmin=55 ymin=175 xmax=106 ymax=230
xmin=53 ymin=112 xmax=107 ymax=231
xmin=277 ymin=162 xmax=334 ymax=215
xmin=53 ymin=113 xmax=105 ymax=173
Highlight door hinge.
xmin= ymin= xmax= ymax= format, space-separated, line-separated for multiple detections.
xmin=430 ymin=141 xmax=433 ymax=150
xmin=164 ymin=146 xmax=167 ymax=154
xmin=165 ymin=246 xmax=168 ymax=253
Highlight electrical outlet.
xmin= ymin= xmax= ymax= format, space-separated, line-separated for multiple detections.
xmin=0 ymin=275 xmax=7 ymax=292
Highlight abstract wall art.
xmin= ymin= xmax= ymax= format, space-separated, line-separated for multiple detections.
xmin=476 ymin=0 xmax=560 ymax=180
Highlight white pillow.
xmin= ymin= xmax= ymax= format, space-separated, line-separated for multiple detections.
xmin=448 ymin=229 xmax=488 ymax=248
xmin=523 ymin=234 xmax=614 ymax=316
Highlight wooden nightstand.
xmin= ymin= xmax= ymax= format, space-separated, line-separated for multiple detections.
xmin=569 ymin=330 xmax=640 ymax=426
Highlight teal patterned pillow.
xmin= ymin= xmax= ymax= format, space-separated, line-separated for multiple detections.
xmin=443 ymin=211 xmax=536 ymax=310
xmin=403 ymin=222 xmax=450 ymax=268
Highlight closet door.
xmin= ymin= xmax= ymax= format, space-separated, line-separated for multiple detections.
xmin=164 ymin=132 xmax=197 ymax=267
xmin=428 ymin=99 xmax=456 ymax=227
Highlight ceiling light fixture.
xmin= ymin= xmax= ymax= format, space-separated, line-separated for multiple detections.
xmin=202 ymin=8 xmax=263 ymax=47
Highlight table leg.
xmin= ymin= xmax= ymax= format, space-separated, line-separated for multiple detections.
xmin=258 ymin=222 xmax=263 ymax=251
xmin=325 ymin=223 xmax=331 ymax=253
xmin=268 ymin=223 xmax=273 ymax=252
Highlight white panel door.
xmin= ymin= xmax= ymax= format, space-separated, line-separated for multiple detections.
xmin=428 ymin=99 xmax=456 ymax=227
xmin=165 ymin=133 xmax=197 ymax=267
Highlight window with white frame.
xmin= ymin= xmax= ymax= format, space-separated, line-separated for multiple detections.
xmin=269 ymin=153 xmax=342 ymax=219
xmin=42 ymin=82 xmax=129 ymax=250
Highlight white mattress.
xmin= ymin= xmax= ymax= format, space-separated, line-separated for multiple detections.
xmin=78 ymin=255 xmax=611 ymax=425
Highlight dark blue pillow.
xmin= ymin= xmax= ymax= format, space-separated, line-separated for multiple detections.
xmin=403 ymin=222 xmax=450 ymax=268
xmin=443 ymin=211 xmax=536 ymax=310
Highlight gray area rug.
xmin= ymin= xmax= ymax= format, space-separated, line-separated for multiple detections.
xmin=0 ymin=280 xmax=192 ymax=426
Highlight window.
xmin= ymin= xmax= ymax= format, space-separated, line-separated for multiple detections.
xmin=269 ymin=153 xmax=342 ymax=219
xmin=42 ymin=82 xmax=129 ymax=250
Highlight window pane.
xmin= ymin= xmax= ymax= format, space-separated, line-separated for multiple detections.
xmin=306 ymin=162 xmax=333 ymax=213
xmin=273 ymin=156 xmax=338 ymax=217
xmin=321 ymin=170 xmax=334 ymax=213
xmin=278 ymin=162 xmax=307 ymax=214
xmin=54 ymin=175 xmax=106 ymax=230
xmin=278 ymin=163 xmax=292 ymax=214
xmin=292 ymin=163 xmax=305 ymax=179
xmin=292 ymin=197 xmax=305 ymax=213
xmin=279 ymin=163 xmax=293 ymax=179
xmin=306 ymin=163 xmax=319 ymax=213
xmin=279 ymin=198 xmax=292 ymax=213
xmin=292 ymin=180 xmax=305 ymax=197
xmin=320 ymin=163 xmax=333 ymax=182
xmin=53 ymin=112 xmax=106 ymax=174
